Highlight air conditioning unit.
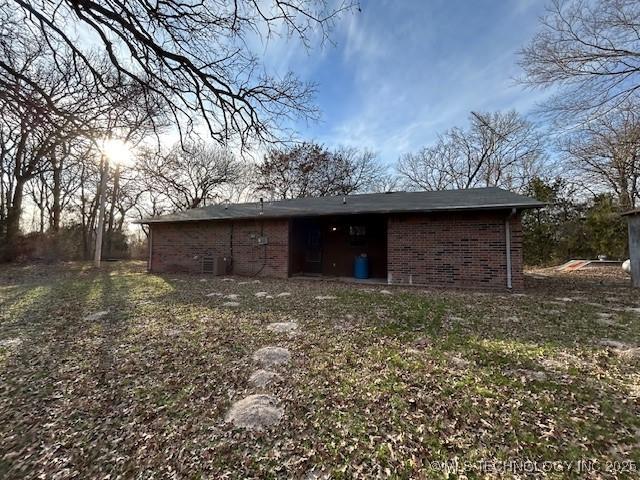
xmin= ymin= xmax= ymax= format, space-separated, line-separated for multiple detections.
xmin=202 ymin=256 xmax=229 ymax=275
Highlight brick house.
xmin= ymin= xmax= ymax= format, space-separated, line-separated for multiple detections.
xmin=138 ymin=188 xmax=543 ymax=290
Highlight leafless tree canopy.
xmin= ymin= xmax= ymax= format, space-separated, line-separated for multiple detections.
xmin=0 ymin=22 xmax=166 ymax=258
xmin=519 ymin=0 xmax=640 ymax=121
xmin=562 ymin=103 xmax=640 ymax=209
xmin=138 ymin=141 xmax=243 ymax=211
xmin=398 ymin=111 xmax=546 ymax=193
xmin=1 ymin=0 xmax=356 ymax=147
xmin=256 ymin=142 xmax=388 ymax=199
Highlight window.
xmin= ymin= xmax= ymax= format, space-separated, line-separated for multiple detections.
xmin=349 ymin=225 xmax=366 ymax=246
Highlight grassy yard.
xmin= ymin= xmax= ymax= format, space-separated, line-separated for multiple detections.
xmin=1 ymin=262 xmax=639 ymax=479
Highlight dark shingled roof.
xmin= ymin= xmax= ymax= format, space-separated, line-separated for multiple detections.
xmin=136 ymin=187 xmax=544 ymax=224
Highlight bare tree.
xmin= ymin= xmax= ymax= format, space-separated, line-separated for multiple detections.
xmin=397 ymin=139 xmax=461 ymax=191
xmin=256 ymin=142 xmax=387 ymax=199
xmin=332 ymin=147 xmax=390 ymax=194
xmin=138 ymin=141 xmax=243 ymax=211
xmin=398 ymin=111 xmax=546 ymax=192
xmin=2 ymin=0 xmax=356 ymax=147
xmin=562 ymin=103 xmax=640 ymax=210
xmin=519 ymin=0 xmax=640 ymax=122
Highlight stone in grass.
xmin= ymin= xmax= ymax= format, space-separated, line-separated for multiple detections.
xmin=255 ymin=292 xmax=269 ymax=298
xmin=546 ymin=301 xmax=565 ymax=307
xmin=267 ymin=322 xmax=298 ymax=334
xmin=221 ymin=278 xmax=235 ymax=282
xmin=599 ymin=339 xmax=640 ymax=359
xmin=503 ymin=316 xmax=521 ymax=323
xmin=412 ymin=337 xmax=431 ymax=349
xmin=446 ymin=353 xmax=472 ymax=368
xmin=599 ymin=339 xmax=631 ymax=350
xmin=248 ymin=369 xmax=282 ymax=388
xmin=224 ymin=293 xmax=240 ymax=299
xmin=206 ymin=292 xmax=223 ymax=297
xmin=225 ymin=394 xmax=283 ymax=431
xmin=253 ymin=346 xmax=291 ymax=367
xmin=620 ymin=348 xmax=640 ymax=360
xmin=596 ymin=313 xmax=620 ymax=327
xmin=237 ymin=281 xmax=250 ymax=286
xmin=379 ymin=289 xmax=393 ymax=295
xmin=0 ymin=337 xmax=22 ymax=348
xmin=222 ymin=301 xmax=241 ymax=307
xmin=165 ymin=328 xmax=182 ymax=337
xmin=585 ymin=302 xmax=605 ymax=308
xmin=314 ymin=295 xmax=336 ymax=300
xmin=276 ymin=292 xmax=291 ymax=297
xmin=84 ymin=310 xmax=109 ymax=321
xmin=506 ymin=369 xmax=548 ymax=382
xmin=304 ymin=469 xmax=330 ymax=480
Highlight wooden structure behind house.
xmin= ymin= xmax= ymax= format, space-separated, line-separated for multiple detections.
xmin=623 ymin=209 xmax=640 ymax=288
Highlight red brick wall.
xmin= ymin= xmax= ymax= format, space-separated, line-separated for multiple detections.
xmin=387 ymin=211 xmax=524 ymax=290
xmin=148 ymin=211 xmax=525 ymax=289
xmin=149 ymin=219 xmax=289 ymax=278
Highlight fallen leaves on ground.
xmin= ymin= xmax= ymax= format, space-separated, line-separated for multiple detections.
xmin=0 ymin=261 xmax=638 ymax=478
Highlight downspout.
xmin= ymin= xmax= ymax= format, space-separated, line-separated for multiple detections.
xmin=148 ymin=226 xmax=153 ymax=272
xmin=505 ymin=208 xmax=517 ymax=289
xmin=229 ymin=221 xmax=234 ymax=275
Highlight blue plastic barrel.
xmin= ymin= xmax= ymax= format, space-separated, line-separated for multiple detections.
xmin=354 ymin=254 xmax=369 ymax=279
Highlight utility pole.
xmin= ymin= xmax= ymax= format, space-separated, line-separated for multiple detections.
xmin=94 ymin=154 xmax=108 ymax=267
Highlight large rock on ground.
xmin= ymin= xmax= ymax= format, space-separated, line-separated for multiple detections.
xmin=253 ymin=346 xmax=291 ymax=367
xmin=225 ymin=394 xmax=283 ymax=430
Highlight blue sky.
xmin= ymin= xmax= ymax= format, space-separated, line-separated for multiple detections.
xmin=260 ymin=0 xmax=551 ymax=164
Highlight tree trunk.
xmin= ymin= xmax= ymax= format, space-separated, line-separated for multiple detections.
xmin=51 ymin=152 xmax=62 ymax=233
xmin=39 ymin=181 xmax=45 ymax=234
xmin=4 ymin=178 xmax=25 ymax=260
xmin=94 ymin=157 xmax=108 ymax=267
xmin=106 ymin=164 xmax=120 ymax=258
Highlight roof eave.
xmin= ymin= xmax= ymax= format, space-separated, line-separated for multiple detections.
xmin=134 ymin=202 xmax=545 ymax=225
